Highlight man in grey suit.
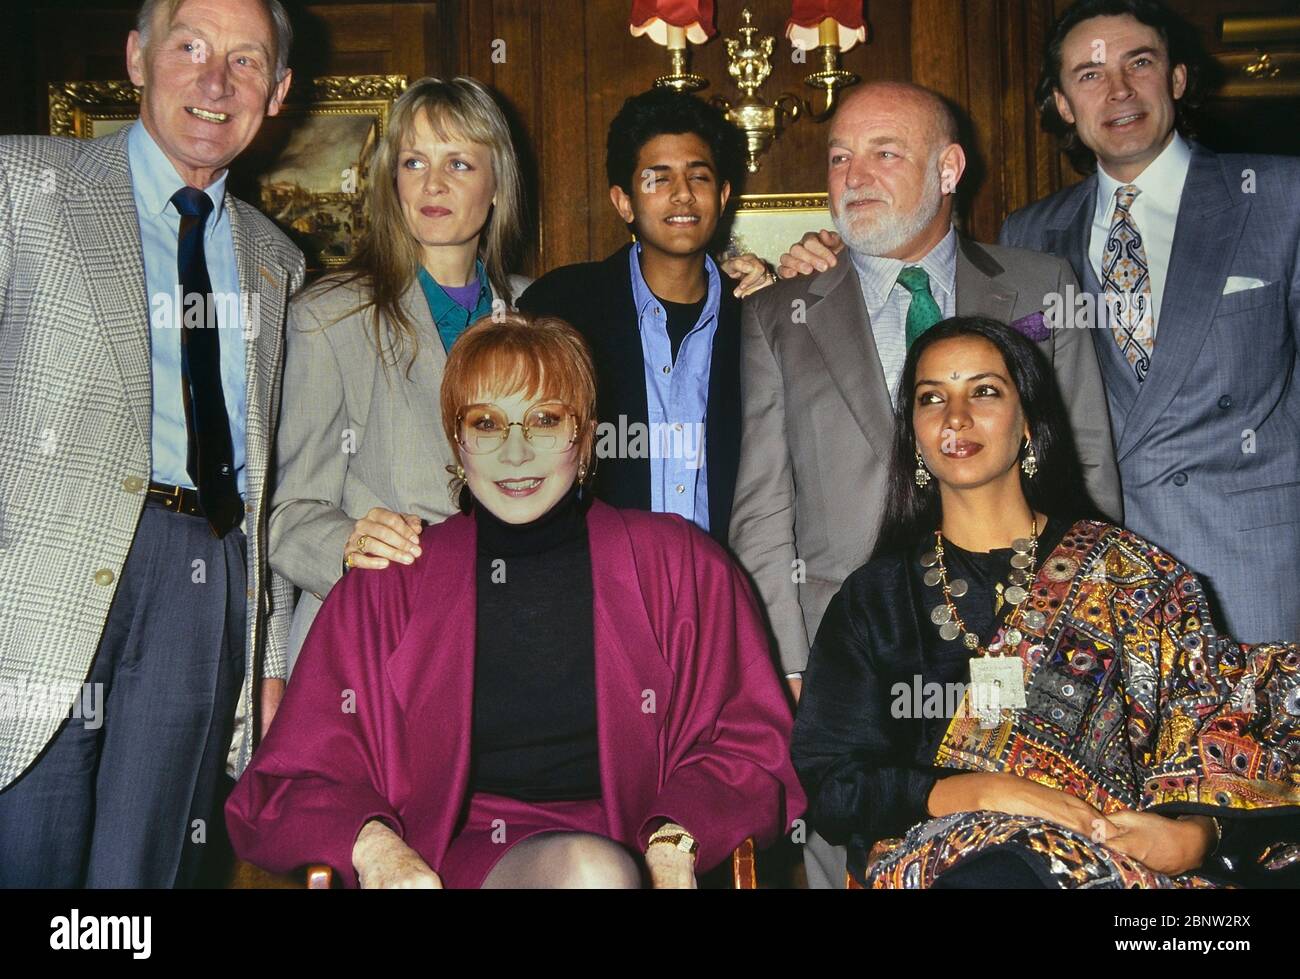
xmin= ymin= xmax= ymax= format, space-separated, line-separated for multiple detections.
xmin=999 ymin=0 xmax=1300 ymax=643
xmin=0 ymin=0 xmax=302 ymax=886
xmin=730 ymin=81 xmax=1121 ymax=888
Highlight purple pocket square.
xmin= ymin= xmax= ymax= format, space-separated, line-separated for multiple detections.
xmin=1010 ymin=311 xmax=1050 ymax=342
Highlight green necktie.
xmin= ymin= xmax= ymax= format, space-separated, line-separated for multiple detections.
xmin=897 ymin=266 xmax=943 ymax=350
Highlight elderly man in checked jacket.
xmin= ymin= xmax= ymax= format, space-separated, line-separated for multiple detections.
xmin=0 ymin=0 xmax=303 ymax=887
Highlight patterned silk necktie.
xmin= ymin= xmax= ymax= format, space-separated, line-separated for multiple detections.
xmin=172 ymin=186 xmax=243 ymax=537
xmin=897 ymin=266 xmax=943 ymax=350
xmin=1101 ymin=184 xmax=1155 ymax=382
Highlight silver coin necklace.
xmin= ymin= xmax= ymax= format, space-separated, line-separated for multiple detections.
xmin=919 ymin=516 xmax=1041 ymax=728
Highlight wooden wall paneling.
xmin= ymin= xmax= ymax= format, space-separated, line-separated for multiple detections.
xmin=456 ymin=0 xmax=551 ymax=276
xmin=996 ymin=0 xmax=1031 ymax=229
xmin=535 ymin=0 xmax=592 ymax=273
xmin=391 ymin=3 xmax=438 ymax=77
xmin=1024 ymin=0 xmax=1065 ymax=205
xmin=910 ymin=0 xmax=980 ymax=232
xmin=855 ymin=0 xmax=913 ymax=83
xmin=909 ymin=0 xmax=967 ymax=98
xmin=963 ymin=0 xmax=1007 ymax=243
xmin=284 ymin=3 xmax=439 ymax=80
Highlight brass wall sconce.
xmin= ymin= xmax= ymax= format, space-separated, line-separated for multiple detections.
xmin=715 ymin=6 xmax=865 ymax=172
xmin=713 ymin=9 xmax=802 ymax=173
xmin=631 ymin=3 xmax=867 ymax=171
xmin=791 ymin=15 xmax=864 ymax=121
xmin=652 ymin=23 xmax=711 ymax=92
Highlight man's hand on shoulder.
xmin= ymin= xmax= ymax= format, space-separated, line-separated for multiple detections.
xmin=778 ymin=229 xmax=843 ymax=278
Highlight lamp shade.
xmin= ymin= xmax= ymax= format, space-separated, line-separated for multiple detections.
xmin=629 ymin=0 xmax=716 ymax=46
xmin=785 ymin=0 xmax=867 ymax=53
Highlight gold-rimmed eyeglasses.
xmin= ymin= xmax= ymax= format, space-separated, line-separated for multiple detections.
xmin=455 ymin=401 xmax=580 ymax=455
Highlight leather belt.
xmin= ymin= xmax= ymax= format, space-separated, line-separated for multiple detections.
xmin=147 ymin=480 xmax=205 ymax=517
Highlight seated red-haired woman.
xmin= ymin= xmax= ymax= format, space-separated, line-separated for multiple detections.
xmin=226 ymin=312 xmax=804 ymax=888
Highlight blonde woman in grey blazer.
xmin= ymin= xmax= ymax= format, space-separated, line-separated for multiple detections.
xmin=270 ymin=77 xmax=531 ymax=674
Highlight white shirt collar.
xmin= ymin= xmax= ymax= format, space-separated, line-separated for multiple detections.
xmin=1095 ymin=131 xmax=1191 ymax=217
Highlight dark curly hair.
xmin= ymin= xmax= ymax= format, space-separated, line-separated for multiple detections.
xmin=1036 ymin=0 xmax=1210 ymax=175
xmin=605 ymin=89 xmax=745 ymax=195
xmin=872 ymin=317 xmax=1104 ymax=560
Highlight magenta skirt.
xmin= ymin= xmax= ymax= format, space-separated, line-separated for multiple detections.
xmin=437 ymin=792 xmax=611 ymax=889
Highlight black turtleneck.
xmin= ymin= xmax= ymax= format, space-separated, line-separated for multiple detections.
xmin=470 ymin=488 xmax=601 ymax=801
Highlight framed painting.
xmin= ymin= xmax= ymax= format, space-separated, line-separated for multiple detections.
xmin=48 ymin=74 xmax=408 ymax=269
xmin=724 ymin=193 xmax=831 ymax=267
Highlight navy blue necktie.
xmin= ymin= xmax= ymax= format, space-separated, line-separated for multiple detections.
xmin=172 ymin=187 xmax=242 ymax=537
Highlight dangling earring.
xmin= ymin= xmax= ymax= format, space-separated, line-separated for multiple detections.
xmin=577 ymin=462 xmax=587 ymax=483
xmin=1020 ymin=437 xmax=1038 ymax=478
xmin=914 ymin=449 xmax=931 ymax=488
xmin=445 ymin=462 xmax=468 ymax=508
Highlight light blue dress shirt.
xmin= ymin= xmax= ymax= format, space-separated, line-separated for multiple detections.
xmin=848 ymin=224 xmax=958 ymax=404
xmin=627 ymin=244 xmax=720 ymax=532
xmin=128 ymin=119 xmax=247 ymax=496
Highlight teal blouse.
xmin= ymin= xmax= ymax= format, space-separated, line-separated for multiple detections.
xmin=417 ymin=260 xmax=495 ymax=352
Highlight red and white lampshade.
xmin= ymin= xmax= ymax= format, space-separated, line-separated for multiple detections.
xmin=629 ymin=0 xmax=717 ymax=48
xmin=785 ymin=0 xmax=867 ymax=53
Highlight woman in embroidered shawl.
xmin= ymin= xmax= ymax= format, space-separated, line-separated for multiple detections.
xmin=792 ymin=316 xmax=1300 ymax=889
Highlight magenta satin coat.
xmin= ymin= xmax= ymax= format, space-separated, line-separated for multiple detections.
xmin=225 ymin=500 xmax=806 ymax=886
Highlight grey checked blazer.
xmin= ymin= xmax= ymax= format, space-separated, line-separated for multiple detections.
xmin=270 ymin=270 xmax=530 ymax=674
xmin=1001 ymin=143 xmax=1300 ymax=642
xmin=729 ymin=236 xmax=1122 ymax=675
xmin=0 ymin=127 xmax=306 ymax=788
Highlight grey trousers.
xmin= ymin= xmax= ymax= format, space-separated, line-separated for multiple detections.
xmin=804 ymin=830 xmax=849 ymax=889
xmin=0 ymin=502 xmax=247 ymax=888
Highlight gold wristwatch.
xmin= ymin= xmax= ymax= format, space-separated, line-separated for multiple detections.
xmin=647 ymin=827 xmax=698 ymax=857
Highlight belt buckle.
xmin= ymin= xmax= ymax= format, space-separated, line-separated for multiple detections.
xmin=152 ymin=481 xmax=185 ymax=512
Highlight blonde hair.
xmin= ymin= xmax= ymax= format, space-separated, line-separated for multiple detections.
xmin=440 ymin=313 xmax=597 ymax=498
xmin=322 ymin=76 xmax=526 ymax=375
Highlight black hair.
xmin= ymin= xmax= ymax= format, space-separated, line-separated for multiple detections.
xmin=605 ymin=88 xmax=745 ymax=195
xmin=872 ymin=316 xmax=1104 ymax=559
xmin=1035 ymin=0 xmax=1209 ymax=174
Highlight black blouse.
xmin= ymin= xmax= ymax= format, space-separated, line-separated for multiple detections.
xmin=470 ymin=488 xmax=601 ymax=801
xmin=789 ymin=517 xmax=1070 ymax=855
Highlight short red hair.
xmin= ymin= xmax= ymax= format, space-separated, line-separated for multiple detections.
xmin=440 ymin=311 xmax=598 ymax=473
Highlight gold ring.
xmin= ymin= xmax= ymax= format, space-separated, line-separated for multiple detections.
xmin=345 ymin=550 xmax=357 ymax=568
xmin=356 ymin=535 xmax=369 ymax=552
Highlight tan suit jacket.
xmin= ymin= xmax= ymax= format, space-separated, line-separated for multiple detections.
xmin=0 ymin=128 xmax=305 ymax=786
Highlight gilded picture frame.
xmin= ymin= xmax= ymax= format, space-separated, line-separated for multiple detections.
xmin=725 ymin=193 xmax=831 ymax=267
xmin=48 ymin=74 xmax=409 ymax=269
